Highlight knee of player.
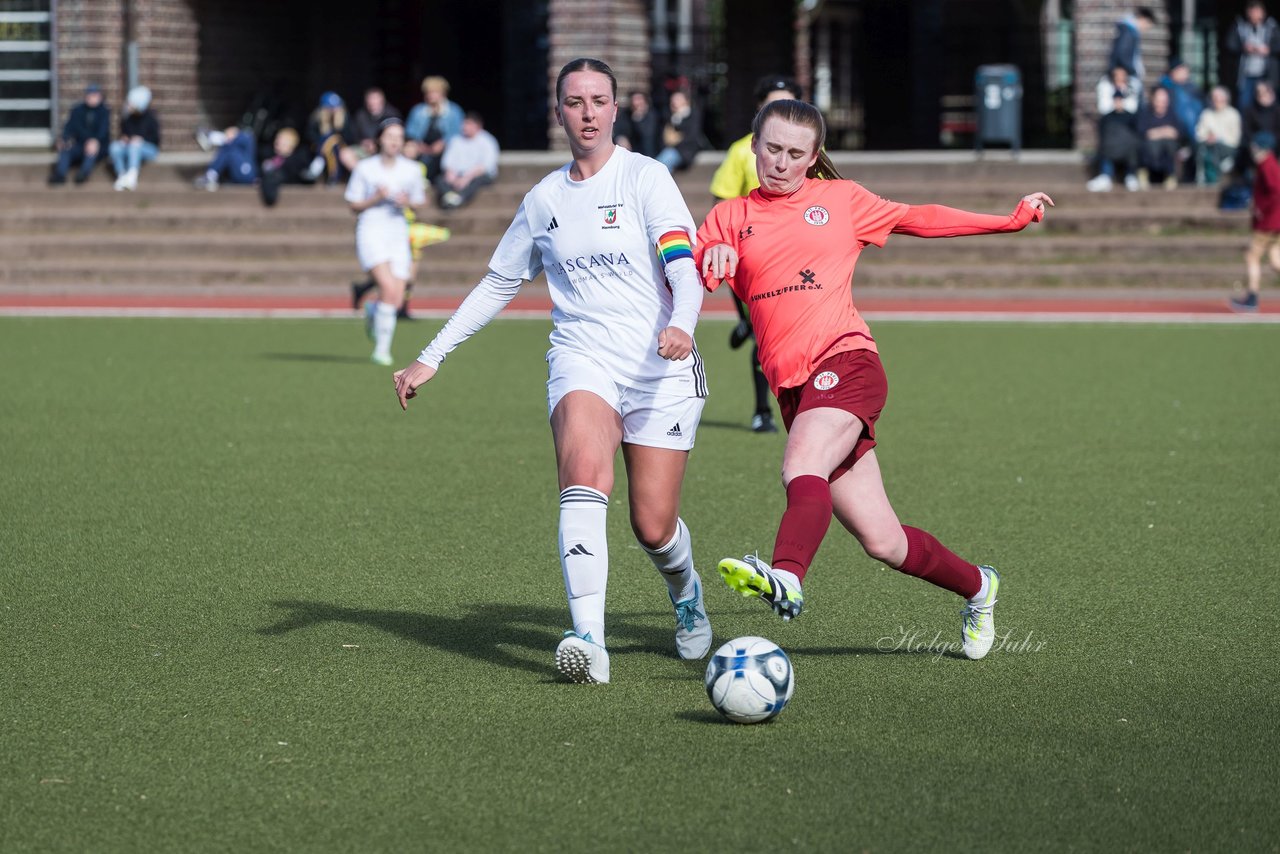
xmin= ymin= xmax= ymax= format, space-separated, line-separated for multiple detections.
xmin=629 ymin=513 xmax=676 ymax=551
xmin=860 ymin=530 xmax=906 ymax=566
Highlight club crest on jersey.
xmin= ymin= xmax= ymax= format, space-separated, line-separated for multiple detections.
xmin=803 ymin=205 xmax=830 ymax=226
xmin=604 ymin=208 xmax=617 ymax=224
xmin=814 ymin=371 xmax=839 ymax=391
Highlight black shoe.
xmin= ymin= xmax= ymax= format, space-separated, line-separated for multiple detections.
xmin=729 ymin=319 xmax=752 ymax=350
xmin=73 ymin=171 xmax=91 ymax=185
xmin=396 ymin=303 xmax=413 ymax=321
xmin=751 ymin=412 xmax=778 ymax=433
xmin=1229 ymin=293 xmax=1259 ymax=313
xmin=47 ymin=173 xmax=66 ymax=186
xmin=350 ymin=279 xmax=375 ymax=309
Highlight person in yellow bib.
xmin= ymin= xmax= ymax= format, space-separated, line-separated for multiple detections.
xmin=708 ymin=74 xmax=803 ymax=433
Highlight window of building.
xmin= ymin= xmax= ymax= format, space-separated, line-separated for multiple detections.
xmin=0 ymin=0 xmax=53 ymax=146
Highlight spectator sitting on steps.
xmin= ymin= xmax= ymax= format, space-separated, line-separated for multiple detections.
xmin=110 ymin=86 xmax=161 ymax=192
xmin=306 ymin=92 xmax=348 ymax=184
xmin=1097 ymin=66 xmax=1140 ymax=116
xmin=656 ymin=89 xmax=701 ymax=172
xmin=49 ymin=83 xmax=110 ymax=186
xmin=405 ymin=76 xmax=465 ymax=182
xmin=1196 ymin=86 xmax=1243 ymax=185
xmin=259 ymin=127 xmax=316 ymax=207
xmin=340 ymin=87 xmax=402 ymax=176
xmin=1087 ymin=90 xmax=1143 ymax=192
xmin=193 ymin=125 xmax=258 ymax=190
xmin=434 ymin=111 xmax=499 ymax=210
xmin=1137 ymin=87 xmax=1185 ymax=188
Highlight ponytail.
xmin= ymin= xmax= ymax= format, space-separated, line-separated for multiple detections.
xmin=809 ymin=150 xmax=842 ymax=181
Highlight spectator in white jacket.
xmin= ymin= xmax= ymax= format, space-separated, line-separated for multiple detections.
xmin=434 ymin=112 xmax=499 ymax=210
xmin=1195 ymin=86 xmax=1243 ymax=183
xmin=1097 ymin=66 xmax=1141 ymax=116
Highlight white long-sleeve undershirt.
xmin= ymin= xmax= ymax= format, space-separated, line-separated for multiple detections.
xmin=417 ymin=255 xmax=703 ymax=372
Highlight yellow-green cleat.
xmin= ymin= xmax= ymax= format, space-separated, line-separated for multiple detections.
xmin=961 ymin=566 xmax=1000 ymax=660
xmin=717 ymin=554 xmax=804 ymax=621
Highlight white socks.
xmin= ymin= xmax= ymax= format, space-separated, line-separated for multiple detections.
xmin=371 ymin=301 xmax=397 ymax=359
xmin=558 ymin=485 xmax=610 ymax=645
xmin=643 ymin=517 xmax=696 ymax=601
xmin=970 ymin=567 xmax=992 ymax=603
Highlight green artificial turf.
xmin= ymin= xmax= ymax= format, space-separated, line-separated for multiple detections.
xmin=1 ymin=317 xmax=1277 ymax=853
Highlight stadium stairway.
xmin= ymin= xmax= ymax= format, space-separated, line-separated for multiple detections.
xmin=0 ymin=151 xmax=1252 ymax=301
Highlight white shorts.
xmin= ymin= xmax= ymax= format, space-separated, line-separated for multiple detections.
xmin=547 ymin=351 xmax=705 ymax=451
xmin=356 ymin=222 xmax=412 ymax=282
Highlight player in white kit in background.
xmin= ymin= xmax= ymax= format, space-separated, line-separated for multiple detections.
xmin=344 ymin=118 xmax=427 ymax=365
xmin=394 ymin=58 xmax=712 ymax=684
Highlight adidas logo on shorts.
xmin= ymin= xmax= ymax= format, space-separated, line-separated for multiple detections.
xmin=666 ymin=423 xmax=682 ymax=437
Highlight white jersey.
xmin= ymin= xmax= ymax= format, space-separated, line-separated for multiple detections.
xmin=344 ymin=155 xmax=427 ymax=233
xmin=488 ymin=145 xmax=705 ymax=396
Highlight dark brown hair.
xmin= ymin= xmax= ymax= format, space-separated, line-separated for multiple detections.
xmin=556 ymin=58 xmax=618 ymax=103
xmin=750 ymin=99 xmax=842 ymax=180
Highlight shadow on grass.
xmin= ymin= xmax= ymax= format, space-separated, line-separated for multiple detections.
xmin=675 ymin=709 xmax=730 ymax=725
xmin=261 ymin=352 xmax=370 ymax=364
xmin=258 ymin=600 xmax=681 ymax=674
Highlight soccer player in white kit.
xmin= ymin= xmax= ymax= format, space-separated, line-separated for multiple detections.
xmin=394 ymin=58 xmax=712 ymax=684
xmin=344 ymin=118 xmax=427 ymax=365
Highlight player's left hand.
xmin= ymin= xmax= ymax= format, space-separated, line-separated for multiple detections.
xmin=656 ymin=327 xmax=692 ymax=361
xmin=1021 ymin=192 xmax=1055 ymax=215
xmin=393 ymin=360 xmax=437 ymax=411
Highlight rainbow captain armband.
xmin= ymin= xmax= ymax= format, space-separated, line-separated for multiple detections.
xmin=656 ymin=230 xmax=694 ymax=266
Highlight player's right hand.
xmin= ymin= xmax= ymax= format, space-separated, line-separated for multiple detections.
xmin=700 ymin=244 xmax=738 ymax=282
xmin=393 ymin=361 xmax=437 ymax=411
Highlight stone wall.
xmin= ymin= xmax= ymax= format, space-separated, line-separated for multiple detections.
xmin=546 ymin=0 xmax=650 ymax=149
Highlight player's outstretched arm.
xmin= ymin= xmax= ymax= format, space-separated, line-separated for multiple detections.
xmin=892 ymin=191 xmax=1054 ymax=238
xmin=393 ymin=361 xmax=437 ymax=411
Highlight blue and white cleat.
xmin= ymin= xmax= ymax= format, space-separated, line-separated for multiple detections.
xmin=670 ymin=570 xmax=712 ymax=660
xmin=961 ymin=565 xmax=1000 ymax=660
xmin=363 ymin=300 xmax=377 ymax=341
xmin=718 ymin=554 xmax=804 ymax=621
xmin=555 ymin=631 xmax=610 ymax=684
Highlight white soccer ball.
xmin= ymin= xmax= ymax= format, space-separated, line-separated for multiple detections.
xmin=704 ymin=636 xmax=795 ymax=724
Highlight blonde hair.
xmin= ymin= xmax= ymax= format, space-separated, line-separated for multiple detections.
xmin=422 ymin=75 xmax=450 ymax=94
xmin=314 ymin=105 xmax=346 ymax=135
xmin=750 ymin=99 xmax=842 ymax=180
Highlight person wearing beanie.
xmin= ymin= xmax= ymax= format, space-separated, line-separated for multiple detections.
xmin=109 ymin=85 xmax=161 ymax=191
xmin=49 ymin=84 xmax=111 ymax=185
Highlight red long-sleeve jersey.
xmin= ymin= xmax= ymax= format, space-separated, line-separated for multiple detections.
xmin=696 ymin=177 xmax=1042 ymax=392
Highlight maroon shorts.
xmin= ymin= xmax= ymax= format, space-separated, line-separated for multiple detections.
xmin=776 ymin=348 xmax=889 ymax=482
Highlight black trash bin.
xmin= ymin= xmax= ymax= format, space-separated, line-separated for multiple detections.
xmin=975 ymin=64 xmax=1022 ymax=155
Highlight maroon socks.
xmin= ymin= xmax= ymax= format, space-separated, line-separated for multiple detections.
xmin=898 ymin=525 xmax=982 ymax=598
xmin=770 ymin=475 xmax=833 ymax=582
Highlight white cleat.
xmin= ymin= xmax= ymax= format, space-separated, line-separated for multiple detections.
xmin=961 ymin=566 xmax=1000 ymax=660
xmin=555 ymin=631 xmax=610 ymax=684
xmin=670 ymin=571 xmax=712 ymax=660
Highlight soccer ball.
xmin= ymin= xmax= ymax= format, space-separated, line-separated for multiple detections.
xmin=704 ymin=636 xmax=795 ymax=724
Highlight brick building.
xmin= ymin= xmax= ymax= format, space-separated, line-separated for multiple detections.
xmin=0 ymin=0 xmax=1250 ymax=153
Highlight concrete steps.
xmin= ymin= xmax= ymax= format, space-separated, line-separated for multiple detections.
xmin=0 ymin=151 xmax=1251 ymax=297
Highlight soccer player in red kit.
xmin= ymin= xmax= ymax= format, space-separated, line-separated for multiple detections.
xmin=696 ymin=99 xmax=1053 ymax=659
